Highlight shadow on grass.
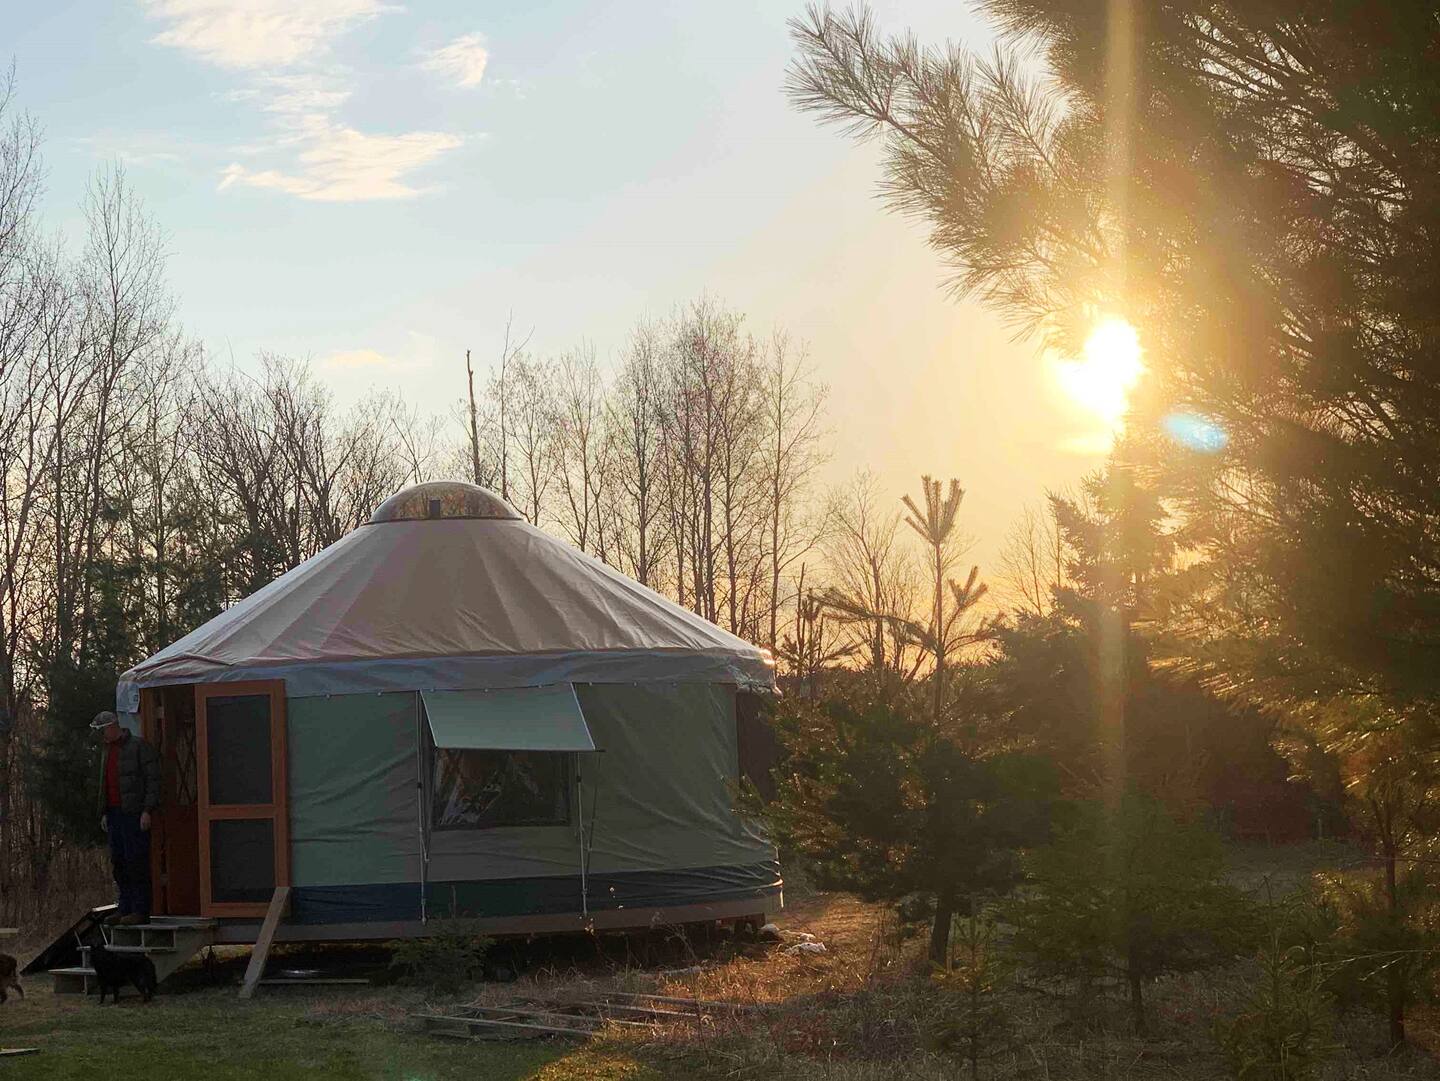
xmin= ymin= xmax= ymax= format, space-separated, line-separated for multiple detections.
xmin=0 ymin=982 xmax=667 ymax=1081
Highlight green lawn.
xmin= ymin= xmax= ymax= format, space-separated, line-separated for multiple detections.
xmin=0 ymin=983 xmax=663 ymax=1081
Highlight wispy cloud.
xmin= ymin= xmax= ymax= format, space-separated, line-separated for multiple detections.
xmin=220 ymin=127 xmax=463 ymax=202
xmin=71 ymin=133 xmax=185 ymax=167
xmin=142 ymin=0 xmax=469 ymax=203
xmin=239 ymin=73 xmax=354 ymax=122
xmin=322 ymin=348 xmax=392 ymax=369
xmin=321 ymin=335 xmax=439 ymax=374
xmin=143 ymin=0 xmax=395 ymax=70
xmin=420 ymin=33 xmax=489 ymax=89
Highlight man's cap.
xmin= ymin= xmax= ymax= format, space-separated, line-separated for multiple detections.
xmin=90 ymin=710 xmax=120 ymax=730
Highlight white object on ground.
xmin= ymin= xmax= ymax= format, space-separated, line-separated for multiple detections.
xmin=783 ymin=941 xmax=827 ymax=956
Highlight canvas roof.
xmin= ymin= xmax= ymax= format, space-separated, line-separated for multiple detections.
xmin=117 ymin=491 xmax=772 ymax=711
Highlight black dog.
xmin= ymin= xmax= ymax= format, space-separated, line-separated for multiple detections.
xmin=91 ymin=944 xmax=158 ymax=1004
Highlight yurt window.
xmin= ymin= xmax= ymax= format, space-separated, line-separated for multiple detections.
xmin=420 ymin=686 xmax=597 ymax=832
xmin=432 ymin=749 xmax=570 ymax=830
xmin=736 ymin=691 xmax=779 ymax=801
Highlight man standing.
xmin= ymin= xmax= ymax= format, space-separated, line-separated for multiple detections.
xmin=92 ymin=711 xmax=161 ymax=926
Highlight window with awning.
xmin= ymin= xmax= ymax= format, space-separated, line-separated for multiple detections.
xmin=421 ymin=686 xmax=595 ymax=832
xmin=421 ymin=685 xmax=596 ymax=752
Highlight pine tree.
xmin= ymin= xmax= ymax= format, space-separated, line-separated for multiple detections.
xmin=1219 ymin=933 xmax=1334 ymax=1081
xmin=1297 ymin=714 xmax=1440 ymax=1048
xmin=1010 ymin=792 xmax=1248 ymax=1034
xmin=786 ymin=0 xmax=1440 ymax=754
xmin=929 ymin=908 xmax=1016 ymax=1080
xmin=768 ymin=680 xmax=1055 ymax=964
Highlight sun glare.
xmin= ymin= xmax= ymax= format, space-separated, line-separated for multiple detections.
xmin=1056 ymin=317 xmax=1145 ymax=429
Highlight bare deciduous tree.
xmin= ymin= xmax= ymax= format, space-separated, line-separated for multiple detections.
xmin=499 ymin=351 xmax=557 ymax=527
xmin=997 ymin=500 xmax=1067 ymax=618
xmin=553 ymin=345 xmax=610 ymax=557
xmin=606 ymin=322 xmax=668 ymax=588
xmin=759 ymin=332 xmax=827 ymax=649
xmin=819 ymin=470 xmax=924 ymax=683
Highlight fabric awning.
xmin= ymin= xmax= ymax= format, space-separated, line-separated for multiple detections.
xmin=422 ymin=685 xmax=596 ymax=752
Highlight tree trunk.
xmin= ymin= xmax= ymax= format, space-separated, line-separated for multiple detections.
xmin=1129 ymin=968 xmax=1146 ymax=1035
xmin=932 ymin=543 xmax=944 ymax=726
xmin=1388 ymin=969 xmax=1406 ymax=1049
xmin=465 ymin=349 xmax=483 ymax=486
xmin=1384 ymin=842 xmax=1406 ymax=1047
xmin=929 ymin=886 xmax=956 ymax=966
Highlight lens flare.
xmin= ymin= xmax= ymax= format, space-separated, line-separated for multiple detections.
xmin=1163 ymin=412 xmax=1228 ymax=453
xmin=1055 ymin=317 xmax=1145 ymax=429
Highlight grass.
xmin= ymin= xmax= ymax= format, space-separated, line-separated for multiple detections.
xmin=6 ymin=841 xmax=1440 ymax=1079
xmin=0 ymin=984 xmax=662 ymax=1081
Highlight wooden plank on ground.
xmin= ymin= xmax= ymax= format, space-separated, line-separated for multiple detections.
xmin=605 ymin=991 xmax=775 ymax=1013
xmin=238 ymin=885 xmax=290 ymax=1000
xmin=416 ymin=990 xmax=771 ymax=1048
xmin=419 ymin=1013 xmax=597 ymax=1040
xmin=471 ymin=1004 xmax=653 ymax=1029
xmin=564 ymin=998 xmax=703 ymax=1021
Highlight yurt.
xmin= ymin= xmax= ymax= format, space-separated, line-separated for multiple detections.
xmin=113 ymin=481 xmax=780 ymax=942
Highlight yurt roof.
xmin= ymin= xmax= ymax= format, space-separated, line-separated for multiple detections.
xmin=116 ymin=482 xmax=772 ymax=711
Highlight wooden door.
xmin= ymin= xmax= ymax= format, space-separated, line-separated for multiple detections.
xmin=195 ymin=681 xmax=290 ymax=918
xmin=143 ymin=686 xmax=202 ymax=915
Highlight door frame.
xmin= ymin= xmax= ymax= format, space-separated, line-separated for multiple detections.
xmin=195 ymin=680 xmax=290 ymax=918
xmin=141 ymin=685 xmax=203 ymax=916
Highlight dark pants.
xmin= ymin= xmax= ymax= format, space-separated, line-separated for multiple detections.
xmin=105 ymin=808 xmax=151 ymax=918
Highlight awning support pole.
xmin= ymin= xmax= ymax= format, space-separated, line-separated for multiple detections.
xmin=576 ymin=756 xmax=588 ymax=918
xmin=416 ymin=694 xmax=429 ymax=925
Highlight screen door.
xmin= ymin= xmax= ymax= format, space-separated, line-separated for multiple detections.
xmin=195 ymin=681 xmax=290 ymax=917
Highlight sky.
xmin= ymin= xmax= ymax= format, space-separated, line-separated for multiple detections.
xmin=7 ymin=0 xmax=1106 ymax=574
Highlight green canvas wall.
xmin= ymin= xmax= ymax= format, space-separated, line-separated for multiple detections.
xmin=287 ymin=693 xmax=421 ymax=886
xmin=285 ymin=684 xmax=774 ymax=890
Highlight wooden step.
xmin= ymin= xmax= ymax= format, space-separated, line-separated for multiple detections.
xmin=116 ymin=919 xmax=217 ymax=931
xmin=100 ymin=944 xmax=175 ymax=954
xmin=143 ymin=916 xmax=217 ymax=925
xmin=55 ymin=917 xmax=218 ymax=994
xmin=106 ymin=928 xmax=173 ymax=943
xmin=49 ymin=967 xmax=95 ymax=995
xmin=106 ymin=919 xmax=215 ymax=933
xmin=107 ymin=926 xmax=176 ymax=939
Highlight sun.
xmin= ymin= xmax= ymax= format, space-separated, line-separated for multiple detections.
xmin=1055 ymin=317 xmax=1145 ymax=429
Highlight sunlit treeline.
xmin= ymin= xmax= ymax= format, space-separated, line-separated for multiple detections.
xmin=461 ymin=299 xmax=828 ymax=648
